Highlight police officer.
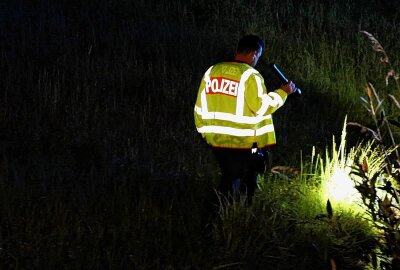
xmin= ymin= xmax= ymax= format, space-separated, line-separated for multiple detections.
xmin=194 ymin=34 xmax=296 ymax=206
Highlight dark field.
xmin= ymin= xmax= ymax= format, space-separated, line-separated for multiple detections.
xmin=0 ymin=1 xmax=399 ymax=269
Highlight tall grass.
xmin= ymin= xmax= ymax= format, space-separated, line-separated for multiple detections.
xmin=211 ymin=154 xmax=378 ymax=269
xmin=345 ymin=31 xmax=400 ymax=269
xmin=0 ymin=0 xmax=399 ymax=269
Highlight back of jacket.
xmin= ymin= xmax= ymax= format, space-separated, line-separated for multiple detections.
xmin=194 ymin=62 xmax=288 ymax=149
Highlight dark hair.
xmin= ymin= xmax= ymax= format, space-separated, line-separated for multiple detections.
xmin=236 ymin=34 xmax=264 ymax=54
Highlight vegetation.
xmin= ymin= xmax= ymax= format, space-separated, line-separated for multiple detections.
xmin=0 ymin=0 xmax=399 ymax=269
xmin=348 ymin=31 xmax=400 ymax=269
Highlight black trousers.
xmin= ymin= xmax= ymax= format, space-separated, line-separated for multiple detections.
xmin=201 ymin=147 xmax=267 ymax=230
xmin=212 ymin=147 xmax=259 ymax=201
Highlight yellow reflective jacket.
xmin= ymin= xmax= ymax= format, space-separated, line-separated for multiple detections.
xmin=194 ymin=62 xmax=288 ymax=149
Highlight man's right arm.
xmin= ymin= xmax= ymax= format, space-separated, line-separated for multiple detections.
xmin=280 ymin=81 xmax=296 ymax=95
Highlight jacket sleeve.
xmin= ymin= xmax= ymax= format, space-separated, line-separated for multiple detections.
xmin=194 ymin=74 xmax=207 ymax=130
xmin=245 ymin=73 xmax=288 ymax=116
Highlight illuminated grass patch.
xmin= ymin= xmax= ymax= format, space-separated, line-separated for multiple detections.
xmin=315 ymin=119 xmax=364 ymax=212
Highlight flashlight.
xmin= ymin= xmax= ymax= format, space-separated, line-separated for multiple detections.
xmin=270 ymin=63 xmax=302 ymax=95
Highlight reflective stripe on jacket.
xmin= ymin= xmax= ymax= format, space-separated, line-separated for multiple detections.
xmin=194 ymin=62 xmax=287 ymax=149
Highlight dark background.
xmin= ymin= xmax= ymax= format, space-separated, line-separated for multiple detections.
xmin=0 ymin=0 xmax=399 ymax=205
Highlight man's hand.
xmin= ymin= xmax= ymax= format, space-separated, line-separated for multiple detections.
xmin=280 ymin=81 xmax=296 ymax=95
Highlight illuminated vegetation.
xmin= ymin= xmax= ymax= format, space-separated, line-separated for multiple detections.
xmin=0 ymin=0 xmax=399 ymax=269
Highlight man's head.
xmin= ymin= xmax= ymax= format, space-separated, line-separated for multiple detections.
xmin=234 ymin=34 xmax=264 ymax=67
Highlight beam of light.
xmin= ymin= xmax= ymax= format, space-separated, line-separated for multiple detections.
xmin=317 ymin=118 xmax=365 ymax=212
xmin=325 ymin=166 xmax=361 ymax=208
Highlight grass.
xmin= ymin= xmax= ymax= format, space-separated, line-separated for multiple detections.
xmin=0 ymin=167 xmax=378 ymax=269
xmin=1 ymin=0 xmax=400 ymax=269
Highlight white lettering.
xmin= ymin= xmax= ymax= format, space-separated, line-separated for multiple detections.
xmin=206 ymin=77 xmax=239 ymax=97
xmin=211 ymin=79 xmax=218 ymax=93
xmin=229 ymin=81 xmax=238 ymax=96
xmin=205 ymin=80 xmax=211 ymax=93
xmin=222 ymin=79 xmax=230 ymax=94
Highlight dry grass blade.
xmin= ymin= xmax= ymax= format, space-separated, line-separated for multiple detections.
xmin=386 ymin=69 xmax=397 ymax=86
xmin=368 ymin=82 xmax=382 ymax=102
xmin=360 ymin=97 xmax=372 ymax=112
xmin=360 ymin=30 xmax=385 ymax=52
xmin=330 ymin=258 xmax=337 ymax=270
xmin=388 ymin=94 xmax=400 ymax=109
xmin=213 ymin=262 xmax=245 ymax=270
xmin=271 ymin=166 xmax=300 ymax=180
xmin=372 ymin=43 xmax=384 ymax=52
xmin=380 ymin=56 xmax=389 ymax=64
xmin=347 ymin=122 xmax=381 ymax=142
xmin=365 ymin=83 xmax=373 ymax=99
xmin=359 ymin=30 xmax=374 ymax=40
xmin=374 ymin=99 xmax=384 ymax=115
xmin=360 ymin=96 xmax=369 ymax=105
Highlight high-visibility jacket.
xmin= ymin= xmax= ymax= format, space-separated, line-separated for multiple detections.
xmin=194 ymin=62 xmax=288 ymax=149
